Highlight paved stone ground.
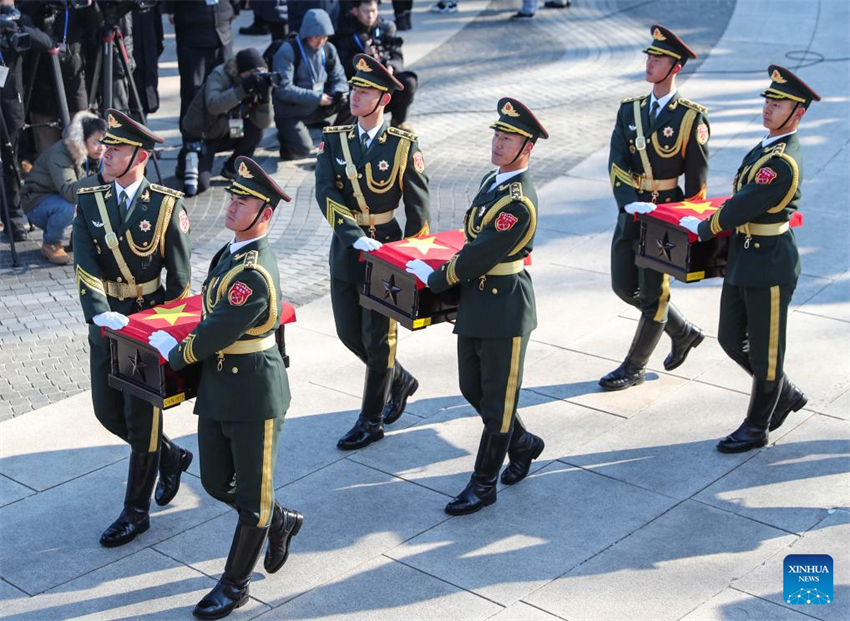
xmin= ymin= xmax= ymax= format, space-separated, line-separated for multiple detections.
xmin=0 ymin=0 xmax=735 ymax=419
xmin=1 ymin=1 xmax=849 ymax=620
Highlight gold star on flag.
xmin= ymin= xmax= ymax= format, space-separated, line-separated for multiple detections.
xmin=139 ymin=304 xmax=199 ymax=326
xmin=396 ymin=236 xmax=450 ymax=256
xmin=671 ymin=201 xmax=718 ymax=215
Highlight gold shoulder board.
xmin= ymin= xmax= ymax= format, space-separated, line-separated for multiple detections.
xmin=509 ymin=181 xmax=524 ymax=201
xmin=387 ymin=126 xmax=417 ymax=141
xmin=768 ymin=143 xmax=788 ymax=157
xmin=323 ymin=125 xmax=355 ymax=134
xmin=150 ymin=183 xmax=186 ymax=199
xmin=244 ymin=250 xmax=259 ymax=269
xmin=77 ymin=184 xmax=111 ymax=195
xmin=621 ymin=95 xmax=646 ymax=104
xmin=677 ymin=97 xmax=708 ymax=114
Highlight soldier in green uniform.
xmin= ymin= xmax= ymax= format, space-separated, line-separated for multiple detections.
xmin=602 ymin=25 xmax=710 ymax=391
xmin=315 ymin=53 xmax=430 ymax=450
xmin=72 ymin=109 xmax=193 ymax=548
xmin=149 ymin=157 xmax=303 ymax=619
xmin=407 ymin=98 xmax=547 ymax=516
xmin=680 ymin=66 xmax=818 ymax=453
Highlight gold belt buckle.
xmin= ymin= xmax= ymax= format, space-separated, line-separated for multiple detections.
xmin=635 ymin=136 xmax=647 ymax=151
xmin=105 ymin=232 xmax=119 ymax=250
xmin=345 ymin=163 xmax=358 ymax=181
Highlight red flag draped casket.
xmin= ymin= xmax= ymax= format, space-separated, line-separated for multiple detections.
xmin=104 ymin=295 xmax=297 ymax=409
xmin=635 ymin=196 xmax=802 ymax=282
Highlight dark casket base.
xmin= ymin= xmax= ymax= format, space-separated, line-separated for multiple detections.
xmin=636 ymin=215 xmax=727 ymax=283
xmin=106 ymin=325 xmax=290 ymax=410
xmin=360 ymin=257 xmax=458 ymax=331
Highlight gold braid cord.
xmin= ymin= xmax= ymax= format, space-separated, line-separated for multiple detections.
xmin=76 ymin=265 xmax=106 ymax=297
xmin=610 ymin=163 xmax=634 ymax=188
xmin=326 ymin=198 xmax=356 ymax=228
xmin=365 ymin=139 xmax=410 ymax=194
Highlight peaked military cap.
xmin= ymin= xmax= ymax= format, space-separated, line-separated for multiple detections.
xmin=226 ymin=156 xmax=292 ymax=207
xmin=643 ymin=24 xmax=697 ymax=65
xmin=348 ymin=53 xmax=405 ymax=93
xmin=490 ymin=97 xmax=549 ymax=142
xmin=761 ymin=64 xmax=821 ymax=107
xmin=100 ymin=108 xmax=164 ymax=150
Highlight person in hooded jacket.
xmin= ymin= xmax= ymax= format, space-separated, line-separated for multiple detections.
xmin=272 ymin=8 xmax=348 ymax=159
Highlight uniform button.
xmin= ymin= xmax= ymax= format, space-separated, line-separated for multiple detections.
xmin=119 ymin=236 xmax=123 ymax=241
xmin=231 ymin=367 xmax=239 ymax=374
xmin=754 ymin=242 xmax=761 ymax=249
xmin=491 ymin=288 xmax=498 ymax=294
xmin=358 ymin=174 xmax=363 ymax=179
xmin=117 ymin=276 xmax=123 ymax=282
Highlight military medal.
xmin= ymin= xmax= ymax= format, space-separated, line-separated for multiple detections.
xmin=662 ymin=126 xmax=674 ymax=138
xmin=378 ymin=160 xmax=389 ymax=172
xmin=139 ymin=220 xmax=152 ymax=232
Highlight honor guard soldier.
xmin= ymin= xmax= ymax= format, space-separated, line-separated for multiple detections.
xmin=315 ymin=53 xmax=431 ymax=450
xmin=149 ymin=157 xmax=303 ymax=619
xmin=602 ymin=25 xmax=710 ymax=391
xmin=407 ymin=98 xmax=547 ymax=515
xmin=72 ymin=109 xmax=193 ymax=548
xmin=680 ymin=67 xmax=818 ymax=453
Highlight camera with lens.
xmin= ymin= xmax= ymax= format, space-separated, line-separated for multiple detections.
xmin=0 ymin=7 xmax=31 ymax=53
xmin=96 ymin=0 xmax=157 ymax=28
xmin=256 ymin=70 xmax=282 ymax=88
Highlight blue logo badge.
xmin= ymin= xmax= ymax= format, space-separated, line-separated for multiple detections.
xmin=784 ymin=554 xmax=833 ymax=605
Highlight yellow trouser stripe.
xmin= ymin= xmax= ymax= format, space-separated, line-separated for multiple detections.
xmin=387 ymin=319 xmax=398 ymax=369
xmin=501 ymin=337 xmax=522 ymax=433
xmin=653 ymin=274 xmax=671 ymax=323
xmin=258 ymin=419 xmax=275 ymax=527
xmin=767 ymin=286 xmax=780 ymax=381
xmin=148 ymin=407 xmax=160 ymax=453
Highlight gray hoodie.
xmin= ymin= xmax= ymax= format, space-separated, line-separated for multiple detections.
xmin=272 ymin=9 xmax=347 ymax=118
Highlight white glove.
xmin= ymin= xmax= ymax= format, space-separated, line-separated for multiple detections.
xmin=352 ymin=237 xmax=384 ymax=252
xmin=624 ymin=202 xmax=657 ymax=215
xmin=679 ymin=216 xmax=702 ymax=237
xmin=406 ymin=259 xmax=435 ymax=286
xmin=149 ymin=331 xmax=179 ymax=361
xmin=92 ymin=311 xmax=129 ymax=331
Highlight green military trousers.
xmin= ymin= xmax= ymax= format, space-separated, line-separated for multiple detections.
xmin=610 ymin=238 xmax=671 ymax=324
xmin=330 ymin=278 xmax=397 ymax=371
xmin=457 ymin=335 xmax=529 ymax=435
xmin=88 ymin=324 xmax=163 ymax=454
xmin=717 ymin=282 xmax=795 ymax=381
xmin=197 ymin=416 xmax=283 ymax=528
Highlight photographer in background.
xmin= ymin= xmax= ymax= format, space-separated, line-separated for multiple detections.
xmin=1 ymin=0 xmax=52 ymax=242
xmin=181 ymin=48 xmax=274 ymax=195
xmin=20 ymin=111 xmax=106 ymax=264
xmin=272 ymin=8 xmax=347 ymax=160
xmin=335 ymin=0 xmax=417 ymax=131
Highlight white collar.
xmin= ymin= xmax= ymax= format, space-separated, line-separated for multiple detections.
xmin=649 ymin=88 xmax=677 ymax=115
xmin=762 ymin=130 xmax=797 ymax=148
xmin=357 ymin=123 xmax=381 ymax=146
xmin=230 ymin=234 xmax=266 ymax=255
xmin=488 ymin=167 xmax=527 ymax=192
xmin=114 ymin=178 xmax=144 ymax=208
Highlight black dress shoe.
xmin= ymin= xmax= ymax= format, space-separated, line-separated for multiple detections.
xmin=100 ymin=450 xmax=159 ymax=547
xmin=100 ymin=507 xmax=150 ymax=548
xmin=769 ymin=378 xmax=808 ymax=431
xmin=156 ymin=438 xmax=193 ymax=507
xmin=501 ymin=431 xmax=544 ymax=485
xmin=600 ymin=316 xmax=665 ymax=391
xmin=337 ymin=418 xmax=384 ymax=450
xmin=264 ymin=504 xmax=304 ymax=573
xmin=383 ymin=365 xmax=419 ymax=425
xmin=599 ymin=363 xmax=646 ymax=391
xmin=717 ymin=377 xmax=782 ymax=453
xmin=716 ymin=421 xmax=769 ymax=453
xmin=445 ymin=477 xmax=497 ymax=516
xmin=445 ymin=429 xmax=511 ymax=516
xmin=663 ymin=305 xmax=704 ymax=371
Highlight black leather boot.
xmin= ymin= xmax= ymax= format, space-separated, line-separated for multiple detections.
xmin=769 ymin=377 xmax=808 ymax=431
xmin=446 ymin=429 xmax=511 ymax=516
xmin=599 ymin=317 xmax=665 ymax=391
xmin=337 ymin=367 xmax=393 ymax=450
xmin=663 ymin=305 xmax=705 ymax=371
xmin=193 ymin=522 xmax=268 ymax=620
xmin=155 ymin=434 xmax=193 ymax=507
xmin=264 ymin=503 xmax=304 ymax=574
xmin=382 ymin=363 xmax=419 ymax=425
xmin=717 ymin=377 xmax=783 ymax=453
xmin=500 ymin=420 xmax=545 ymax=485
xmin=100 ymin=450 xmax=159 ymax=547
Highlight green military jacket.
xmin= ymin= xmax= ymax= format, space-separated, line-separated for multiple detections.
xmin=315 ymin=120 xmax=431 ymax=283
xmin=429 ymin=169 xmax=537 ymax=339
xmin=698 ymin=133 xmax=803 ymax=288
xmin=609 ymin=91 xmax=710 ymax=241
xmin=72 ymin=178 xmax=192 ymax=321
xmin=170 ymin=237 xmax=290 ymax=422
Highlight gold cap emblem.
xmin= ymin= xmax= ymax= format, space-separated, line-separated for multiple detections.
xmin=653 ymin=27 xmax=666 ymax=41
xmin=771 ymin=69 xmax=787 ymax=84
xmin=355 ymin=57 xmax=373 ymax=72
xmin=107 ymin=114 xmax=122 ymax=129
xmin=501 ymin=101 xmax=520 ymax=118
xmin=238 ymin=161 xmax=254 ymax=179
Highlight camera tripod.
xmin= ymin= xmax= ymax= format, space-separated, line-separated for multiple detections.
xmin=0 ymin=112 xmax=21 ymax=268
xmin=23 ymin=45 xmax=72 ymax=138
xmin=87 ymin=23 xmax=162 ymax=184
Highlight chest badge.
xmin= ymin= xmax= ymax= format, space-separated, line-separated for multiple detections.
xmin=336 ymin=157 xmax=347 ymax=166
xmin=139 ymin=219 xmax=152 ymax=233
xmin=628 ymin=124 xmax=637 ymax=131
xmin=662 ymin=126 xmax=674 ymax=138
xmin=378 ymin=160 xmax=389 ymax=172
xmin=92 ymin=220 xmax=104 ymax=228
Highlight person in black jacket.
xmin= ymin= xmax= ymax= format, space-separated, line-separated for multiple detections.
xmin=334 ymin=0 xmax=417 ymax=131
xmin=0 ymin=0 xmax=52 ymax=241
xmin=132 ymin=1 xmax=163 ymax=115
